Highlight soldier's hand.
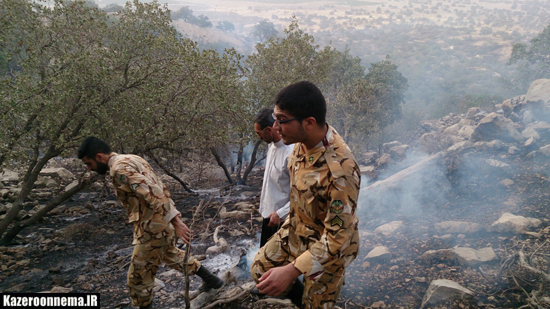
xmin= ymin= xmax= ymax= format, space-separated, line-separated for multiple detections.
xmin=267 ymin=212 xmax=281 ymax=227
xmin=171 ymin=216 xmax=193 ymax=245
xmin=256 ymin=264 xmax=301 ymax=296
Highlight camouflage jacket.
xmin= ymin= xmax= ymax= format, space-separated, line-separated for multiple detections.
xmin=108 ymin=153 xmax=180 ymax=244
xmin=286 ymin=125 xmax=361 ymax=280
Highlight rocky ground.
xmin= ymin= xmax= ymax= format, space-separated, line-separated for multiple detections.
xmin=1 ymin=81 xmax=550 ymax=308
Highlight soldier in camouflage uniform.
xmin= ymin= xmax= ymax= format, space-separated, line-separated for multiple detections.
xmin=78 ymin=137 xmax=223 ymax=309
xmin=251 ymin=81 xmax=361 ymax=309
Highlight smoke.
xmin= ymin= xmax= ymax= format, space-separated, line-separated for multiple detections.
xmin=358 ymin=150 xmax=449 ymax=227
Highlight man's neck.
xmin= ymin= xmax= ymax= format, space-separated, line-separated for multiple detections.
xmin=302 ymin=124 xmax=328 ymax=152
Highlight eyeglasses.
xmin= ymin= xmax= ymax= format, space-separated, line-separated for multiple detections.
xmin=272 ymin=113 xmax=302 ymax=124
xmin=255 ymin=127 xmax=268 ymax=136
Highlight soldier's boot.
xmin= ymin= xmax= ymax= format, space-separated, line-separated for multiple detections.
xmin=196 ymin=266 xmax=224 ymax=293
xmin=286 ymin=279 xmax=304 ymax=309
xmin=139 ymin=301 xmax=152 ymax=309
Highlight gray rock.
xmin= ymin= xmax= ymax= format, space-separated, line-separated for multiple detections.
xmin=500 ymin=179 xmax=514 ymax=187
xmin=522 ymin=127 xmax=541 ymax=140
xmin=471 ymin=113 xmax=524 ymax=143
xmin=40 ymin=168 xmax=74 ymax=182
xmin=0 ymin=169 xmax=19 ymax=183
xmin=525 ymin=79 xmax=550 ymax=104
xmin=364 ymin=246 xmax=392 ymax=263
xmin=376 ymin=153 xmax=393 ymax=167
xmin=466 ymin=107 xmax=482 ymax=119
xmin=458 ymin=125 xmax=475 ymax=139
xmin=382 ymin=141 xmax=402 ymax=153
xmin=35 ymin=176 xmax=58 ymax=189
xmin=389 ymin=145 xmax=409 ymax=159
xmin=508 ymin=146 xmax=520 ymax=154
xmin=523 ymin=110 xmax=534 ymax=124
xmin=64 ymin=180 xmax=80 ymax=192
xmin=153 ymin=278 xmax=165 ymax=292
xmin=452 ymin=246 xmax=498 ymax=266
xmin=0 ymin=203 xmax=11 ymax=215
xmin=420 ymin=279 xmax=474 ymax=309
xmin=539 ymin=145 xmax=550 ymax=156
xmin=490 ymin=213 xmax=542 ymax=233
xmin=374 ymin=221 xmax=403 ymax=236
xmin=447 ymin=141 xmax=473 ymax=153
xmin=363 ymin=152 xmax=379 ymax=165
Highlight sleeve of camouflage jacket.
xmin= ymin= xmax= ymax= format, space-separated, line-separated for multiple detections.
xmin=292 ymin=159 xmax=361 ymax=280
xmin=112 ymin=162 xmax=180 ymax=226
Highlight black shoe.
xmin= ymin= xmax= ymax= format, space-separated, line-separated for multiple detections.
xmin=196 ymin=266 xmax=224 ymax=293
xmin=139 ymin=301 xmax=152 ymax=309
xmin=286 ymin=279 xmax=304 ymax=308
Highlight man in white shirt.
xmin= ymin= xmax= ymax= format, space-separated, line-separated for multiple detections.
xmin=253 ymin=107 xmax=294 ymax=247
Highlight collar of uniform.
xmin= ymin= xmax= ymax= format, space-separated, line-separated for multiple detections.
xmin=107 ymin=152 xmax=119 ymax=177
xmin=301 ymin=124 xmax=335 ymax=168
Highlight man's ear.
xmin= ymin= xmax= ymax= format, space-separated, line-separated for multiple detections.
xmin=303 ymin=117 xmax=317 ymax=130
xmin=96 ymin=152 xmax=109 ymax=163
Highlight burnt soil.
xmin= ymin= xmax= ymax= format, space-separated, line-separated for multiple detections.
xmin=1 ymin=158 xmax=550 ymax=309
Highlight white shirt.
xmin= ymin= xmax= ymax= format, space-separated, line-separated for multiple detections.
xmin=259 ymin=139 xmax=294 ymax=219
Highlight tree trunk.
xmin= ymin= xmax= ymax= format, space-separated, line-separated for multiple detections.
xmin=241 ymin=139 xmax=263 ymax=184
xmin=148 ymin=152 xmax=195 ymax=193
xmin=0 ymin=148 xmax=59 ymax=239
xmin=210 ymin=147 xmax=234 ymax=184
xmin=234 ymin=143 xmax=245 ymax=185
xmin=0 ymin=173 xmax=97 ymax=245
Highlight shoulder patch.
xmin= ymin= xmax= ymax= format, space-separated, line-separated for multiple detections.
xmin=330 ymin=200 xmax=344 ymax=214
xmin=120 ymin=174 xmax=128 ymax=184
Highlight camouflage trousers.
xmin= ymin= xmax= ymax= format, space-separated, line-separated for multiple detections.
xmin=128 ymin=224 xmax=201 ymax=306
xmin=250 ymin=227 xmax=346 ymax=309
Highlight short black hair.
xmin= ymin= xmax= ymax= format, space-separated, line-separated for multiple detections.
xmin=274 ymin=81 xmax=326 ymax=127
xmin=253 ymin=107 xmax=274 ymax=129
xmin=78 ymin=136 xmax=111 ymax=159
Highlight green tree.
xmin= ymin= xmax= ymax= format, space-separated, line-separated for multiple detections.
xmin=505 ymin=23 xmax=550 ymax=93
xmin=0 ymin=0 xmax=243 ymax=243
xmin=251 ymin=19 xmax=279 ymax=42
xmin=171 ymin=5 xmax=193 ymax=21
xmin=194 ymin=14 xmax=212 ymax=28
xmin=245 ymin=19 xmax=333 ymax=109
xmin=216 ymin=20 xmax=235 ymax=32
xmin=327 ymin=55 xmax=408 ymax=149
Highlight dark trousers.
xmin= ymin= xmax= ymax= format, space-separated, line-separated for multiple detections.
xmin=260 ymin=218 xmax=281 ymax=247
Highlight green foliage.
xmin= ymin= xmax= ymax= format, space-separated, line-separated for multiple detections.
xmin=216 ymin=20 xmax=235 ymax=32
xmin=251 ymin=19 xmax=279 ymax=42
xmin=171 ymin=6 xmax=212 ymax=28
xmin=327 ymin=55 xmax=408 ymax=149
xmin=171 ymin=6 xmax=193 ymax=22
xmin=245 ymin=19 xmax=333 ymax=110
xmin=506 ymin=23 xmax=550 ymax=93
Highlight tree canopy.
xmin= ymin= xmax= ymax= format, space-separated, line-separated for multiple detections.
xmin=505 ymin=23 xmax=550 ymax=93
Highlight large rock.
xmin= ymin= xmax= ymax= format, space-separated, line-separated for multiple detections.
xmin=420 ymin=279 xmax=474 ymax=308
xmin=364 ymin=246 xmax=392 ymax=263
xmin=0 ymin=169 xmax=19 ymax=183
xmin=490 ymin=213 xmax=542 ymax=233
xmin=40 ymin=168 xmax=74 ymax=182
xmin=452 ymin=246 xmax=498 ymax=266
xmin=374 ymin=221 xmax=403 ymax=236
xmin=471 ymin=113 xmax=524 ymax=143
xmin=525 ymin=79 xmax=550 ymax=104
